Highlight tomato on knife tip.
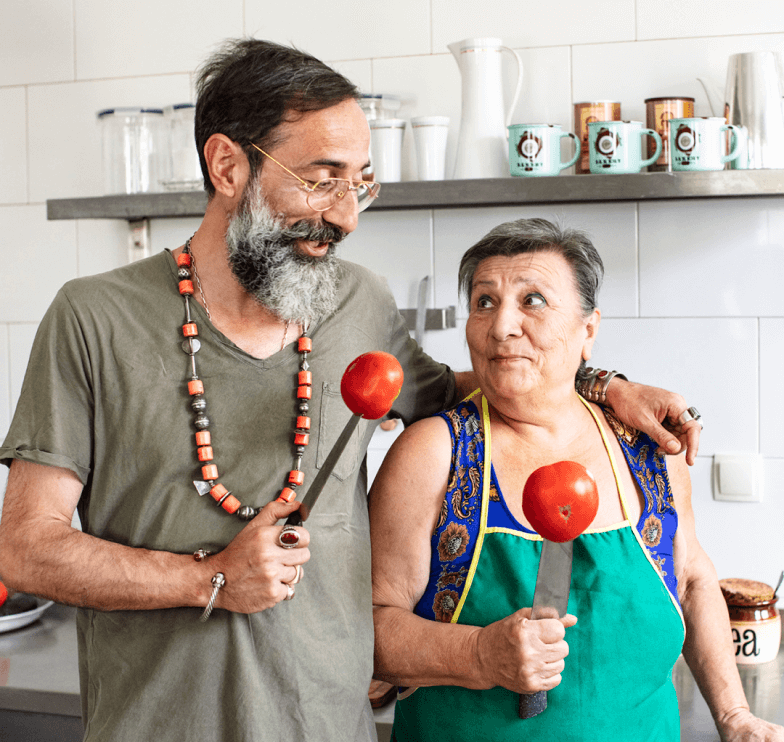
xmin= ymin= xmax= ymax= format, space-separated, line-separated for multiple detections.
xmin=341 ymin=351 xmax=404 ymax=420
xmin=522 ymin=460 xmax=599 ymax=543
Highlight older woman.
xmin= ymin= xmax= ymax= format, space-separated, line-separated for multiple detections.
xmin=370 ymin=219 xmax=782 ymax=742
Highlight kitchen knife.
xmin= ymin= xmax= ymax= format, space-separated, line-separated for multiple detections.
xmin=518 ymin=537 xmax=574 ymax=719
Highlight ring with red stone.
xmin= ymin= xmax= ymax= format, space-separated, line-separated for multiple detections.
xmin=278 ymin=525 xmax=301 ymax=549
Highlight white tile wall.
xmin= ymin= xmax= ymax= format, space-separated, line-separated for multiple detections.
xmin=0 ymin=88 xmax=28 ymax=204
xmin=760 ymin=319 xmax=784 ymax=458
xmin=246 ymin=1 xmax=432 ymax=61
xmin=592 ymin=318 xmax=759 ymax=457
xmin=74 ymin=0 xmax=244 ymax=80
xmin=573 ymin=34 xmax=784 ymax=124
xmin=0 ymin=324 xmax=9 ymax=437
xmin=637 ymin=0 xmax=784 ymax=42
xmin=1 ymin=3 xmax=783 ymax=583
xmin=431 ymin=0 xmax=636 ymax=50
xmin=639 ymin=199 xmax=784 ymax=317
xmin=0 ymin=0 xmax=74 ymax=86
xmin=28 ymin=75 xmax=192 ymax=202
xmin=0 ymin=205 xmax=78 ymax=323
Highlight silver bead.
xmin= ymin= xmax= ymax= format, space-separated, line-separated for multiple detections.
xmin=237 ymin=506 xmax=257 ymax=521
xmin=178 ymin=267 xmax=192 ymax=280
xmin=301 ymin=359 xmax=310 ymax=371
xmin=194 ymin=415 xmax=210 ymax=429
xmin=299 ymin=402 xmax=309 ymax=413
xmin=191 ymin=395 xmax=207 ymax=412
xmin=181 ymin=338 xmax=201 ymax=354
xmin=296 ymin=445 xmax=306 ymax=454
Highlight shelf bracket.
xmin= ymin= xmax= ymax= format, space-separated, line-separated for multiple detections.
xmin=399 ymin=306 xmax=456 ymax=334
xmin=128 ymin=218 xmax=151 ymax=263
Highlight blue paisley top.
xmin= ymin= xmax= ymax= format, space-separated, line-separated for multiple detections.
xmin=413 ymin=398 xmax=680 ymax=624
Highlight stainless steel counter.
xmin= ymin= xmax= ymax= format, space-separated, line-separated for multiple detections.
xmin=2 ymin=604 xmax=782 ymax=740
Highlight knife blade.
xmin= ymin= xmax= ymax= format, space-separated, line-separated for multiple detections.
xmin=284 ymin=413 xmax=361 ymax=528
xmin=518 ymin=538 xmax=574 ymax=718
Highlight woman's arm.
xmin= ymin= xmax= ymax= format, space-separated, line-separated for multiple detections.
xmin=370 ymin=416 xmax=573 ymax=693
xmin=669 ymin=455 xmax=783 ymax=741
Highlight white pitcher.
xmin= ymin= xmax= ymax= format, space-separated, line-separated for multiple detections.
xmin=448 ymin=38 xmax=523 ymax=179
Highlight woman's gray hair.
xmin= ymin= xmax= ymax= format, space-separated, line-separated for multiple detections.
xmin=458 ymin=218 xmax=604 ymax=316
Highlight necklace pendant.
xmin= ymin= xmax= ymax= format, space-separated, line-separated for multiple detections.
xmin=193 ymin=480 xmax=212 ymax=497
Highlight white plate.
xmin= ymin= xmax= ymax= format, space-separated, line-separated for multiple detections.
xmin=0 ymin=598 xmax=55 ymax=633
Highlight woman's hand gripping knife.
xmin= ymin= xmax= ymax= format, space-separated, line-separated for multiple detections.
xmin=369 ymin=418 xmax=577 ymax=697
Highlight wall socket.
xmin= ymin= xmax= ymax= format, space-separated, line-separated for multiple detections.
xmin=713 ymin=454 xmax=763 ymax=502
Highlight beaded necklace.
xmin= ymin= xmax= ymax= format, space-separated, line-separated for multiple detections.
xmin=175 ymin=237 xmax=312 ymax=521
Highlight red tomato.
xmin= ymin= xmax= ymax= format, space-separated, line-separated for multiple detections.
xmin=341 ymin=352 xmax=404 ymax=420
xmin=522 ymin=461 xmax=599 ymax=543
xmin=0 ymin=580 xmax=7 ymax=608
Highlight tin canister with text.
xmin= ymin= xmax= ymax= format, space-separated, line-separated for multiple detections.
xmin=574 ymin=101 xmax=621 ymax=174
xmin=645 ymin=97 xmax=695 ymax=171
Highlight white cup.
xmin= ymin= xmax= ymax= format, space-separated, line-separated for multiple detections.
xmin=411 ymin=116 xmax=450 ymax=181
xmin=369 ymin=118 xmax=406 ymax=182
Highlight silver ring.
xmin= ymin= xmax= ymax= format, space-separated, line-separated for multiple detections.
xmin=278 ymin=525 xmax=301 ymax=549
xmin=678 ymin=406 xmax=703 ymax=429
xmin=290 ymin=564 xmax=303 ymax=585
xmin=284 ymin=583 xmax=295 ymax=601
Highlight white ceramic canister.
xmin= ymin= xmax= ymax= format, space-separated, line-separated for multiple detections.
xmin=411 ymin=116 xmax=450 ymax=181
xmin=97 ymin=107 xmax=168 ymax=194
xmin=369 ymin=119 xmax=406 ymax=182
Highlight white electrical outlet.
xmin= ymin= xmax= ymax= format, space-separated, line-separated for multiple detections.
xmin=713 ymin=454 xmax=763 ymax=502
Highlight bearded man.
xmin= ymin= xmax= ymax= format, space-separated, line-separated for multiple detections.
xmin=0 ymin=39 xmax=701 ymax=742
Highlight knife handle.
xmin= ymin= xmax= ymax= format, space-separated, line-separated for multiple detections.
xmin=284 ymin=510 xmax=304 ymax=528
xmin=518 ymin=690 xmax=547 ymax=719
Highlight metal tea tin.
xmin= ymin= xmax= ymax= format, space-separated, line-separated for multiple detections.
xmin=574 ymin=101 xmax=621 ymax=174
xmin=644 ymin=97 xmax=695 ymax=171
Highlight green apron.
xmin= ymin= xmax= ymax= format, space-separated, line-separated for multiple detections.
xmin=393 ymin=396 xmax=685 ymax=741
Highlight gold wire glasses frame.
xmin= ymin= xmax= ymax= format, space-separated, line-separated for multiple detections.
xmin=249 ymin=143 xmax=381 ymax=213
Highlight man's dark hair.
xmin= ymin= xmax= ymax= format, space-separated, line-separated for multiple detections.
xmin=195 ymin=38 xmax=360 ymax=196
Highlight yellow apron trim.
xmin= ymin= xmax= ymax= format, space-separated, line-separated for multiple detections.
xmin=450 ymin=394 xmax=492 ymax=624
xmin=580 ymin=398 xmax=685 ymax=628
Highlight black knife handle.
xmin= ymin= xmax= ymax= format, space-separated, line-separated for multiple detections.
xmin=518 ymin=690 xmax=547 ymax=719
xmin=284 ymin=510 xmax=304 ymax=528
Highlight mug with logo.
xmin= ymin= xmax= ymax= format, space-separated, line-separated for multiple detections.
xmin=508 ymin=123 xmax=581 ymax=176
xmin=669 ymin=117 xmax=742 ymax=171
xmin=588 ymin=120 xmax=661 ymax=174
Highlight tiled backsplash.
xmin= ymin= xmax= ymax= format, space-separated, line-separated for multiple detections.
xmin=1 ymin=0 xmax=783 ymax=583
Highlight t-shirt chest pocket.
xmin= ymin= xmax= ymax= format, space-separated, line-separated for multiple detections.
xmin=316 ymin=381 xmax=362 ymax=481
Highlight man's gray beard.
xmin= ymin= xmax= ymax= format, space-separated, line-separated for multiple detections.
xmin=224 ymin=179 xmax=343 ymax=327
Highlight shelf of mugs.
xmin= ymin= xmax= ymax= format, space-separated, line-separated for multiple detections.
xmin=46 ymin=170 xmax=784 ymax=222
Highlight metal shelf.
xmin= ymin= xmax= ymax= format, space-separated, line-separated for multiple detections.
xmin=46 ymin=170 xmax=784 ymax=222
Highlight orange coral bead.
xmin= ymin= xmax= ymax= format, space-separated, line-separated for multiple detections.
xmin=298 ymin=370 xmax=312 ymax=386
xmin=197 ymin=446 xmax=214 ymax=462
xmin=277 ymin=487 xmax=297 ymax=503
xmin=221 ymin=495 xmax=241 ymax=514
xmin=298 ymin=337 xmax=312 ymax=353
xmin=176 ymin=253 xmax=192 ymax=268
xmin=210 ymin=483 xmax=229 ymax=501
xmin=202 ymin=464 xmax=218 ymax=481
xmin=182 ymin=323 xmax=199 ymax=337
xmin=288 ymin=470 xmax=305 ymax=486
xmin=188 ymin=380 xmax=204 ymax=395
xmin=294 ymin=433 xmax=310 ymax=446
xmin=296 ymin=416 xmax=311 ymax=430
xmin=195 ymin=431 xmax=211 ymax=446
xmin=179 ymin=280 xmax=194 ymax=295
xmin=297 ymin=385 xmax=312 ymax=400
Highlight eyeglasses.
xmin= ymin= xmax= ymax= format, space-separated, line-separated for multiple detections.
xmin=249 ymin=143 xmax=381 ymax=213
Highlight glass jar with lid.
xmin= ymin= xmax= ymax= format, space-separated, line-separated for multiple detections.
xmin=163 ymin=103 xmax=203 ymax=190
xmin=97 ymin=107 xmax=168 ymax=194
xmin=720 ymin=578 xmax=781 ymax=664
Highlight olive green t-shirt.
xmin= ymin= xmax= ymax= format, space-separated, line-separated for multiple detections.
xmin=1 ymin=250 xmax=455 ymax=741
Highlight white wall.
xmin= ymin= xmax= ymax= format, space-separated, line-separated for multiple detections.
xmin=1 ymin=0 xmax=783 ymax=585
